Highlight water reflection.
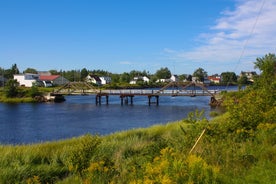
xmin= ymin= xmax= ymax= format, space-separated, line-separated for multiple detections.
xmin=0 ymin=95 xmax=215 ymax=144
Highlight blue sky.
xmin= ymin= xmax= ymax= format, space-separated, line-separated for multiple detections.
xmin=1 ymin=0 xmax=275 ymax=75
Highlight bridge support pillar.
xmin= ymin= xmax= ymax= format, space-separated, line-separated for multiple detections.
xmin=120 ymin=95 xmax=134 ymax=106
xmin=96 ymin=94 xmax=109 ymax=105
xmin=148 ymin=95 xmax=159 ymax=106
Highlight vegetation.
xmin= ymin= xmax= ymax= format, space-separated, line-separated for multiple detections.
xmin=0 ymin=53 xmax=275 ymax=183
xmin=0 ymin=85 xmax=52 ymax=103
xmin=193 ymin=67 xmax=208 ymax=82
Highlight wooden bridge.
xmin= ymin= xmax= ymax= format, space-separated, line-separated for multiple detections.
xmin=51 ymin=81 xmax=221 ymax=106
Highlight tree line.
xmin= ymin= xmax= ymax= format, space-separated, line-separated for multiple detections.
xmin=0 ymin=64 xmax=251 ymax=85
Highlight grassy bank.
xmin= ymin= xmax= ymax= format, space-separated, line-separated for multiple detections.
xmin=0 ymin=87 xmax=53 ymax=103
xmin=0 ymin=112 xmax=275 ymax=183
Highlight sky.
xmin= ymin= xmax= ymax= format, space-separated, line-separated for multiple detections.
xmin=0 ymin=0 xmax=275 ymax=75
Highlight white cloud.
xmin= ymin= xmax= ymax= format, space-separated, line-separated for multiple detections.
xmin=119 ymin=61 xmax=132 ymax=65
xmin=164 ymin=0 xmax=276 ymax=73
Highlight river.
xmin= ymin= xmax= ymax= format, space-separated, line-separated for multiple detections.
xmin=0 ymin=86 xmax=235 ymax=145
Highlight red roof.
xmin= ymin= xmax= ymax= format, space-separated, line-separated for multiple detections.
xmin=39 ymin=75 xmax=60 ymax=81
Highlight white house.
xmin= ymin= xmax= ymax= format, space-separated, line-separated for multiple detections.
xmin=240 ymin=71 xmax=257 ymax=82
xmin=156 ymin=78 xmax=171 ymax=83
xmin=99 ymin=76 xmax=112 ymax=85
xmin=14 ymin=73 xmax=40 ymax=87
xmin=86 ymin=74 xmax=102 ymax=85
xmin=170 ymin=75 xmax=179 ymax=82
xmin=129 ymin=76 xmax=150 ymax=84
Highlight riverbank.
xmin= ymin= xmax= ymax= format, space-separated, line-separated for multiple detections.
xmin=0 ymin=112 xmax=275 ymax=183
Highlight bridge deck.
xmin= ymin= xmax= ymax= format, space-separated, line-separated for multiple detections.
xmin=53 ymin=89 xmax=219 ymax=96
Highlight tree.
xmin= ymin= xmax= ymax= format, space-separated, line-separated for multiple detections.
xmin=11 ymin=64 xmax=19 ymax=75
xmin=225 ymin=53 xmax=276 ymax=132
xmin=81 ymin=68 xmax=89 ymax=81
xmin=193 ymin=68 xmax=207 ymax=82
xmin=4 ymin=64 xmax=20 ymax=79
xmin=24 ymin=68 xmax=38 ymax=74
xmin=254 ymin=53 xmax=276 ymax=86
xmin=155 ymin=67 xmax=171 ymax=79
xmin=220 ymin=72 xmax=237 ymax=85
xmin=187 ymin=75 xmax=192 ymax=81
xmin=238 ymin=75 xmax=249 ymax=85
xmin=178 ymin=74 xmax=187 ymax=82
xmin=4 ymin=79 xmax=19 ymax=97
xmin=120 ymin=72 xmax=130 ymax=83
xmin=49 ymin=70 xmax=60 ymax=75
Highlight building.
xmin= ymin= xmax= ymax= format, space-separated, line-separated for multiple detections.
xmin=240 ymin=71 xmax=257 ymax=82
xmin=156 ymin=78 xmax=171 ymax=83
xmin=208 ymin=76 xmax=221 ymax=84
xmin=14 ymin=73 xmax=40 ymax=87
xmin=86 ymin=74 xmax=102 ymax=85
xmin=170 ymin=75 xmax=179 ymax=82
xmin=130 ymin=76 xmax=150 ymax=84
xmin=39 ymin=75 xmax=69 ymax=86
xmin=99 ymin=76 xmax=112 ymax=85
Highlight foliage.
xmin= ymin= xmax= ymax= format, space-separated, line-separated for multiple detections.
xmin=222 ymin=53 xmax=276 ymax=137
xmin=155 ymin=67 xmax=171 ymax=79
xmin=4 ymin=79 xmax=19 ymax=97
xmin=23 ymin=68 xmax=38 ymax=74
xmin=238 ymin=75 xmax=249 ymax=85
xmin=220 ymin=72 xmax=237 ymax=85
xmin=28 ymin=85 xmax=42 ymax=98
xmin=1 ymin=54 xmax=276 ymax=183
xmin=193 ymin=67 xmax=208 ymax=82
xmin=80 ymin=68 xmax=88 ymax=81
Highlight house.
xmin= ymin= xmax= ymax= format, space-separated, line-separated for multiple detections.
xmin=170 ymin=75 xmax=179 ymax=82
xmin=99 ymin=76 xmax=112 ymax=85
xmin=14 ymin=73 xmax=40 ymax=87
xmin=39 ymin=75 xmax=69 ymax=86
xmin=240 ymin=71 xmax=257 ymax=82
xmin=156 ymin=78 xmax=171 ymax=83
xmin=86 ymin=74 xmax=102 ymax=85
xmin=129 ymin=76 xmax=150 ymax=84
xmin=208 ymin=76 xmax=221 ymax=84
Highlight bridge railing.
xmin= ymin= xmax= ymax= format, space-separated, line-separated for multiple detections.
xmin=100 ymin=89 xmax=219 ymax=96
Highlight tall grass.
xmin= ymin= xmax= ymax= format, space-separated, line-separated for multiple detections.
xmin=0 ymin=116 xmax=275 ymax=183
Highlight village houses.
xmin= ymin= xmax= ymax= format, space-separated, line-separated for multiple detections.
xmin=130 ymin=76 xmax=150 ymax=84
xmin=86 ymin=74 xmax=111 ymax=85
xmin=14 ymin=73 xmax=69 ymax=87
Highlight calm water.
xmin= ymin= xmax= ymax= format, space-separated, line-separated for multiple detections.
xmin=1 ymin=86 xmax=236 ymax=145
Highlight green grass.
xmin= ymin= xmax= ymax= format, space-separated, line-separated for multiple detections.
xmin=0 ymin=116 xmax=275 ymax=184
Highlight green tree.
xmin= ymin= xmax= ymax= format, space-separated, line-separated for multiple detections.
xmin=178 ymin=74 xmax=187 ymax=82
xmin=4 ymin=64 xmax=20 ymax=79
xmin=81 ymin=68 xmax=89 ymax=81
xmin=4 ymin=79 xmax=19 ymax=97
xmin=254 ymin=53 xmax=276 ymax=87
xmin=225 ymin=53 xmax=276 ymax=133
xmin=238 ymin=75 xmax=249 ymax=85
xmin=187 ymin=75 xmax=192 ymax=81
xmin=221 ymin=72 xmax=237 ymax=85
xmin=111 ymin=74 xmax=120 ymax=83
xmin=155 ymin=67 xmax=171 ymax=79
xmin=193 ymin=68 xmax=207 ymax=82
xmin=11 ymin=64 xmax=20 ymax=75
xmin=24 ymin=68 xmax=38 ymax=74
xmin=49 ymin=69 xmax=60 ymax=75
xmin=29 ymin=85 xmax=41 ymax=98
xmin=120 ymin=72 xmax=130 ymax=83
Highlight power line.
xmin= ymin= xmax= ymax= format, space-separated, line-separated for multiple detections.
xmin=226 ymin=0 xmax=266 ymax=89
